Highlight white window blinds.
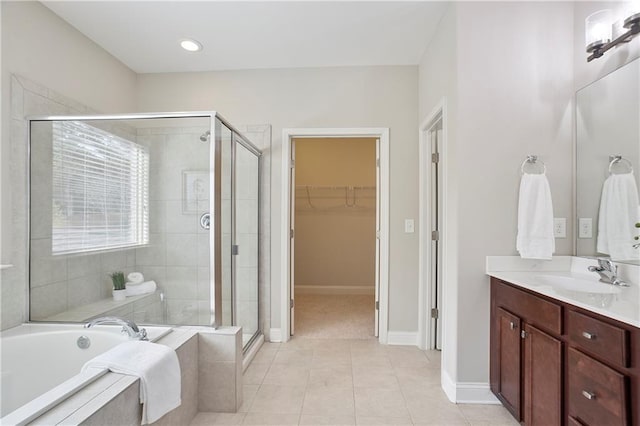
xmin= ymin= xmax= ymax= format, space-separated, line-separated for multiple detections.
xmin=52 ymin=121 xmax=149 ymax=255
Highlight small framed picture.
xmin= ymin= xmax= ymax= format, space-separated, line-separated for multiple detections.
xmin=182 ymin=170 xmax=209 ymax=214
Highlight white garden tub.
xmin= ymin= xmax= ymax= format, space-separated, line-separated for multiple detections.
xmin=0 ymin=323 xmax=171 ymax=425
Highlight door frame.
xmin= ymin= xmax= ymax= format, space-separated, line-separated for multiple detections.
xmin=418 ymin=99 xmax=448 ymax=350
xmin=281 ymin=127 xmax=390 ymax=343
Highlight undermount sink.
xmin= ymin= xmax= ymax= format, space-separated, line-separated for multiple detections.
xmin=536 ymin=275 xmax=622 ymax=295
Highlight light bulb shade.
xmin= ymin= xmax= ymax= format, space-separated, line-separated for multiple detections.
xmin=623 ymin=0 xmax=640 ymax=28
xmin=586 ymin=9 xmax=613 ymax=53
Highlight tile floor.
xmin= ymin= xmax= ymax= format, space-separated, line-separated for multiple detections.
xmin=190 ymin=339 xmax=518 ymax=425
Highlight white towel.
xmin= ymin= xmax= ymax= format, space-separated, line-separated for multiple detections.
xmin=125 ymin=280 xmax=157 ymax=297
xmin=516 ymin=173 xmax=555 ymax=260
xmin=596 ymin=173 xmax=640 ymax=261
xmin=127 ymin=272 xmax=145 ymax=285
xmin=82 ymin=341 xmax=181 ymax=425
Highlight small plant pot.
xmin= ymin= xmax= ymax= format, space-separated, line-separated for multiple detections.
xmin=112 ymin=289 xmax=127 ymax=301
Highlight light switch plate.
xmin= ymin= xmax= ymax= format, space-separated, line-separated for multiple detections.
xmin=579 ymin=218 xmax=592 ymax=239
xmin=553 ymin=218 xmax=566 ymax=238
xmin=404 ymin=219 xmax=415 ymax=233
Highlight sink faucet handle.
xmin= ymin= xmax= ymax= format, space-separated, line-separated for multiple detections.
xmin=596 ymin=257 xmax=615 ymax=271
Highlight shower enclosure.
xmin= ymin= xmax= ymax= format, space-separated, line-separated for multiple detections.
xmin=27 ymin=112 xmax=261 ymax=349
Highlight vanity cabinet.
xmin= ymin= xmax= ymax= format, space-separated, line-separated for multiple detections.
xmin=491 ymin=279 xmax=562 ymax=425
xmin=490 ymin=277 xmax=640 ymax=426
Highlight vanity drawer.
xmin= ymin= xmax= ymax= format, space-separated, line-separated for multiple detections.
xmin=494 ymin=280 xmax=561 ymax=335
xmin=568 ymin=310 xmax=629 ymax=368
xmin=568 ymin=348 xmax=629 ymax=426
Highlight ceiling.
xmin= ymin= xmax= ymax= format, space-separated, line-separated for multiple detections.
xmin=42 ymin=1 xmax=449 ymax=74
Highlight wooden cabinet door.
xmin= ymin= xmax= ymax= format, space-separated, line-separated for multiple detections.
xmin=496 ymin=307 xmax=522 ymax=420
xmin=524 ymin=324 xmax=562 ymax=426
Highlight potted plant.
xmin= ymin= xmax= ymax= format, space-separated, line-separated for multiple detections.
xmin=110 ymin=271 xmax=127 ymax=301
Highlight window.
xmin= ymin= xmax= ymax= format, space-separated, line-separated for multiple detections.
xmin=51 ymin=121 xmax=149 ymax=255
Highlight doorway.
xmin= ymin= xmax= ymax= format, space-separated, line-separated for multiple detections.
xmin=291 ymin=137 xmax=377 ymax=338
xmin=419 ymin=101 xmax=447 ymax=351
xmin=281 ymin=128 xmax=390 ymax=344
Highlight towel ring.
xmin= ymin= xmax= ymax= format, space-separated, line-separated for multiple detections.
xmin=608 ymin=155 xmax=634 ymax=175
xmin=520 ymin=155 xmax=546 ymax=175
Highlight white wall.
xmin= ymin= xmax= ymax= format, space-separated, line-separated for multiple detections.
xmin=0 ymin=1 xmax=136 ymax=329
xmin=419 ymin=1 xmax=575 ymax=392
xmin=136 ymin=66 xmax=420 ymax=333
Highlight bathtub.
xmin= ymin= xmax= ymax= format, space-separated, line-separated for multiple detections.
xmin=0 ymin=323 xmax=171 ymax=425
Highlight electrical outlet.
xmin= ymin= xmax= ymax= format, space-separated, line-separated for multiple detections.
xmin=553 ymin=218 xmax=566 ymax=238
xmin=579 ymin=218 xmax=593 ymax=239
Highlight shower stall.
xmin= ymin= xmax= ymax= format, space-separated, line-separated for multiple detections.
xmin=27 ymin=112 xmax=261 ymax=349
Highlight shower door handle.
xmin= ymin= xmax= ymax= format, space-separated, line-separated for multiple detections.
xmin=200 ymin=213 xmax=211 ymax=230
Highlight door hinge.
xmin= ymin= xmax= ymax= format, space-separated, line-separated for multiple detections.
xmin=431 ymin=230 xmax=440 ymax=241
xmin=290 ymin=229 xmax=294 ymax=239
xmin=431 ymin=308 xmax=439 ymax=319
xmin=376 ymin=230 xmax=380 ymax=239
xmin=290 ymin=299 xmax=294 ymax=309
xmin=290 ymin=159 xmax=295 ymax=168
xmin=376 ymin=158 xmax=380 ymax=167
xmin=232 ymin=245 xmax=239 ymax=256
xmin=375 ymin=301 xmax=379 ymax=310
xmin=521 ymin=330 xmax=528 ymax=339
xmin=432 ymin=153 xmax=440 ymax=163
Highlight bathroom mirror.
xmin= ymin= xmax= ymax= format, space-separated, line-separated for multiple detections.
xmin=576 ymin=57 xmax=640 ymax=265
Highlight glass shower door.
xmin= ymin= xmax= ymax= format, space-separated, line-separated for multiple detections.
xmin=234 ymin=137 xmax=260 ymax=347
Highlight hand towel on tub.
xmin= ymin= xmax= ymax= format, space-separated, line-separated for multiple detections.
xmin=127 ymin=272 xmax=145 ymax=285
xmin=81 ymin=341 xmax=181 ymax=425
xmin=125 ymin=280 xmax=157 ymax=297
xmin=596 ymin=173 xmax=640 ymax=261
xmin=516 ymin=173 xmax=555 ymax=260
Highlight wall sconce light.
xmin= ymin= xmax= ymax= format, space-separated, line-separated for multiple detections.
xmin=587 ymin=6 xmax=640 ymax=62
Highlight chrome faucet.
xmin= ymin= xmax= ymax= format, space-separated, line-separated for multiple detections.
xmin=588 ymin=258 xmax=628 ymax=286
xmin=85 ymin=316 xmax=148 ymax=340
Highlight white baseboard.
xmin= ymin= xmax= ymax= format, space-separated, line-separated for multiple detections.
xmin=386 ymin=331 xmax=418 ymax=346
xmin=440 ymin=370 xmax=499 ymax=404
xmin=295 ymin=285 xmax=375 ymax=295
xmin=269 ymin=328 xmax=283 ymax=342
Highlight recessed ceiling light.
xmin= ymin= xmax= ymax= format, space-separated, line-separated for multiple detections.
xmin=180 ymin=39 xmax=203 ymax=52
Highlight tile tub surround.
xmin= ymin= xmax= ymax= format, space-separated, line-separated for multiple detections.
xmin=486 ymin=256 xmax=640 ymax=328
xmin=28 ymin=326 xmax=243 ymax=425
xmin=190 ymin=339 xmax=517 ymax=426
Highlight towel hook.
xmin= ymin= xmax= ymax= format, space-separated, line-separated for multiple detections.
xmin=608 ymin=155 xmax=634 ymax=175
xmin=520 ymin=155 xmax=546 ymax=175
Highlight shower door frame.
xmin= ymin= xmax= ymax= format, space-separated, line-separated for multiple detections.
xmin=25 ymin=111 xmax=260 ymax=330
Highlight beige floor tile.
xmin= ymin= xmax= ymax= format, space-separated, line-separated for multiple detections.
xmin=354 ymin=387 xmax=410 ymax=419
xmin=406 ymin=399 xmax=468 ymax=425
xmin=355 ymin=415 xmax=413 ymax=425
xmin=190 ymin=412 xmax=247 ymax=425
xmin=238 ymin=385 xmax=259 ymax=413
xmin=395 ymin=367 xmax=440 ymax=386
xmin=312 ymin=350 xmax=352 ymax=366
xmin=351 ymin=356 xmax=393 ymax=370
xmin=249 ymin=384 xmax=306 ymax=414
xmin=272 ymin=349 xmax=314 ymax=366
xmin=300 ymin=414 xmax=356 ymax=425
xmin=302 ymin=385 xmax=355 ymax=416
xmin=252 ymin=347 xmax=279 ymax=364
xmin=309 ymin=365 xmax=353 ymax=387
xmin=241 ymin=412 xmax=300 ymax=425
xmin=243 ymin=362 xmax=270 ymax=385
xmin=458 ymin=404 xmax=518 ymax=425
xmin=352 ymin=370 xmax=400 ymax=390
xmin=262 ymin=363 xmax=310 ymax=387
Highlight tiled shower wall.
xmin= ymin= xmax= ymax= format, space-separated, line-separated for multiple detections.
xmin=136 ymin=125 xmax=212 ymax=325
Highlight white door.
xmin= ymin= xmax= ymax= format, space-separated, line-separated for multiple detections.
xmin=430 ymin=121 xmax=444 ymax=350
xmin=374 ymin=138 xmax=381 ymax=337
xmin=289 ymin=140 xmax=296 ymax=336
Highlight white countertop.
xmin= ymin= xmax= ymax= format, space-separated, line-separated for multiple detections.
xmin=486 ymin=256 xmax=640 ymax=329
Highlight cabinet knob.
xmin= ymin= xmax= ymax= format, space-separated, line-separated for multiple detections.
xmin=581 ymin=390 xmax=596 ymax=400
xmin=581 ymin=331 xmax=596 ymax=340
xmin=509 ymin=321 xmax=516 ymax=330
